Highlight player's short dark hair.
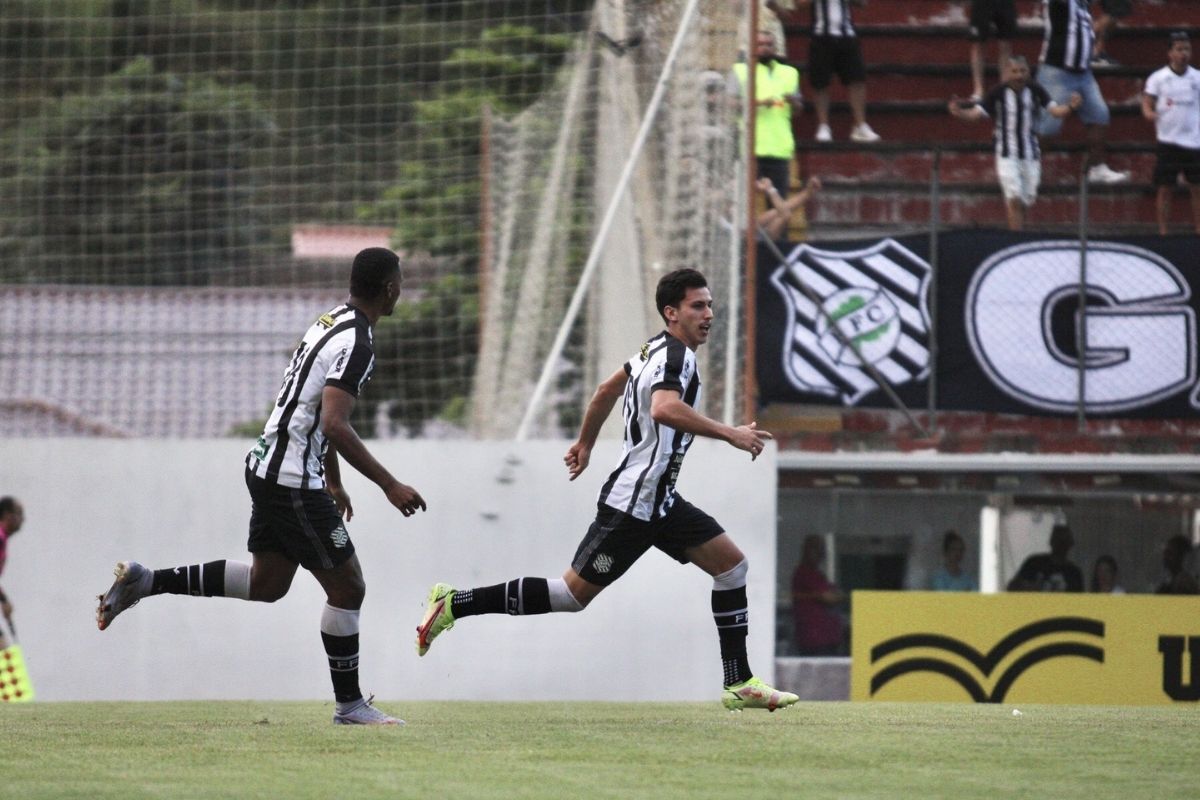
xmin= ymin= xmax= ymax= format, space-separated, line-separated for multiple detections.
xmin=0 ymin=497 xmax=16 ymax=517
xmin=655 ymin=268 xmax=708 ymax=322
xmin=1170 ymin=31 xmax=1190 ymax=44
xmin=349 ymin=247 xmax=401 ymax=300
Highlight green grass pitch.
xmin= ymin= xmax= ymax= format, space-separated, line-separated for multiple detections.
xmin=0 ymin=701 xmax=1193 ymax=799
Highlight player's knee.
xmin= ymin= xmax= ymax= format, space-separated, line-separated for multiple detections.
xmin=713 ymin=557 xmax=749 ymax=590
xmin=250 ymin=582 xmax=289 ymax=603
xmin=327 ymin=578 xmax=365 ymax=610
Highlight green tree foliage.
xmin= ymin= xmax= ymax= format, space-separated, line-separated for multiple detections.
xmin=0 ymin=57 xmax=274 ymax=284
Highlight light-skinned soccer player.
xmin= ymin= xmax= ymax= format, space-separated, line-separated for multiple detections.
xmin=415 ymin=268 xmax=798 ymax=712
xmin=96 ymin=248 xmax=425 ymax=725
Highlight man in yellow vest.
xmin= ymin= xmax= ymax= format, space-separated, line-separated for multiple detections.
xmin=732 ymin=30 xmax=803 ymax=197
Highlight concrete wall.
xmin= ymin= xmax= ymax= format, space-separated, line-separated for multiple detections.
xmin=0 ymin=439 xmax=776 ymax=702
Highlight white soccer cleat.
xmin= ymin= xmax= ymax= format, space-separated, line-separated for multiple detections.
xmin=96 ymin=560 xmax=153 ymax=631
xmin=815 ymin=123 xmax=833 ymax=142
xmin=333 ymin=695 xmax=404 ymax=725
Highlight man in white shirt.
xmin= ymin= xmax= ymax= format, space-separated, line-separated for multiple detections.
xmin=1142 ymin=32 xmax=1200 ymax=234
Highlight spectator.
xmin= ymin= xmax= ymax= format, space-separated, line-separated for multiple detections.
xmin=1007 ymin=523 xmax=1084 ymax=592
xmin=1089 ymin=554 xmax=1125 ymax=593
xmin=1090 ymin=0 xmax=1132 ymax=67
xmin=797 ymin=0 xmax=881 ymax=142
xmin=755 ymin=175 xmax=822 ymax=240
xmin=731 ymin=30 xmax=804 ymax=197
xmin=930 ymin=529 xmax=978 ymax=592
xmin=949 ymin=56 xmax=1080 ymax=230
xmin=1156 ymin=535 xmax=1199 ymax=595
xmin=1035 ymin=0 xmax=1129 ymax=184
xmin=967 ymin=0 xmax=1019 ymax=101
xmin=0 ymin=497 xmax=24 ymax=647
xmin=791 ymin=534 xmax=846 ymax=655
xmin=1141 ymin=32 xmax=1200 ymax=235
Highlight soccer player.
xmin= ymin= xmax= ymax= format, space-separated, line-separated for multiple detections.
xmin=96 ymin=247 xmax=425 ymax=725
xmin=415 ymin=268 xmax=798 ymax=712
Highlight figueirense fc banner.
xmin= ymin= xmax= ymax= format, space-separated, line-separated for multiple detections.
xmin=757 ymin=231 xmax=1200 ymax=417
xmin=851 ymin=591 xmax=1200 ymax=705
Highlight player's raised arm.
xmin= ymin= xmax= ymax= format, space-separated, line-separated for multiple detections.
xmin=321 ymin=385 xmax=426 ymax=516
xmin=565 ymin=366 xmax=628 ymax=480
xmin=650 ymin=388 xmax=773 ymax=460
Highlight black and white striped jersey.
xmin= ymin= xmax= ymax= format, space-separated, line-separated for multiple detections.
xmin=1039 ymin=0 xmax=1093 ymax=72
xmin=980 ymin=82 xmax=1055 ymax=159
xmin=810 ymin=0 xmax=856 ymax=38
xmin=597 ymin=331 xmax=702 ymax=522
xmin=246 ymin=303 xmax=375 ymax=489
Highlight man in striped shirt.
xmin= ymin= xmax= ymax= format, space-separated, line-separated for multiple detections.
xmin=415 ymin=269 xmax=798 ymax=712
xmin=1035 ymin=0 xmax=1130 ymax=183
xmin=96 ymin=247 xmax=425 ymax=725
xmin=950 ymin=56 xmax=1080 ymax=229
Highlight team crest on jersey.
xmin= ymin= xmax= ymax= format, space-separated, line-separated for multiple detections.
xmin=769 ymin=239 xmax=931 ymax=405
xmin=592 ymin=554 xmax=613 ymax=574
xmin=330 ymin=523 xmax=349 ymax=549
xmin=639 ymin=342 xmax=650 ymax=361
xmin=317 ymin=313 xmax=336 ymax=329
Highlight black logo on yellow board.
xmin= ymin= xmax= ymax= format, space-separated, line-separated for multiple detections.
xmin=870 ymin=617 xmax=1105 ymax=703
xmin=1158 ymin=636 xmax=1200 ymax=701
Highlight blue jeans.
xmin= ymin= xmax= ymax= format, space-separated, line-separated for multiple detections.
xmin=1035 ymin=64 xmax=1110 ymax=136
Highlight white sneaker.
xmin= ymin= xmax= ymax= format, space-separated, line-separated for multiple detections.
xmin=96 ymin=560 xmax=153 ymax=631
xmin=850 ymin=123 xmax=881 ymax=143
xmin=815 ymin=124 xmax=832 ymax=142
xmin=1087 ymin=163 xmax=1130 ymax=184
xmin=333 ymin=695 xmax=404 ymax=725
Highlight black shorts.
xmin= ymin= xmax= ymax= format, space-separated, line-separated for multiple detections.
xmin=570 ymin=497 xmax=724 ymax=586
xmin=245 ymin=468 xmax=355 ymax=571
xmin=1153 ymin=142 xmax=1200 ymax=186
xmin=807 ymin=36 xmax=866 ymax=90
xmin=968 ymin=0 xmax=1017 ymax=41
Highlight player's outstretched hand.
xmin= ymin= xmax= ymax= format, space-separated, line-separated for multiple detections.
xmin=564 ymin=441 xmax=591 ymax=481
xmin=384 ymin=481 xmax=427 ymax=517
xmin=730 ymin=421 xmax=774 ymax=461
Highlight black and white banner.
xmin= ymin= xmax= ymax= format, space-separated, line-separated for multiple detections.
xmin=756 ymin=231 xmax=1200 ymax=417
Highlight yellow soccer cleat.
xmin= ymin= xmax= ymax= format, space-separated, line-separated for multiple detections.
xmin=415 ymin=583 xmax=456 ymax=656
xmin=721 ymin=676 xmax=799 ymax=712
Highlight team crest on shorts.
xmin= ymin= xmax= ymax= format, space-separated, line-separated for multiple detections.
xmin=769 ymin=239 xmax=932 ymax=405
xmin=330 ymin=523 xmax=349 ymax=549
xmin=592 ymin=554 xmax=613 ymax=574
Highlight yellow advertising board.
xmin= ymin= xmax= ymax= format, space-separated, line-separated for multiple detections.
xmin=851 ymin=591 xmax=1200 ymax=705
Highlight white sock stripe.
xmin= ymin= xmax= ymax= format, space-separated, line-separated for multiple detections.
xmin=712 ymin=558 xmax=749 ymax=591
xmin=224 ymin=561 xmax=251 ymax=600
xmin=320 ymin=603 xmax=361 ymax=636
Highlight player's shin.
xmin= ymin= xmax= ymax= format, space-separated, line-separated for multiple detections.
xmin=451 ymin=577 xmax=582 ymax=618
xmin=711 ymin=559 xmax=752 ymax=687
xmin=320 ymin=603 xmax=361 ymax=703
xmin=151 ymin=560 xmax=251 ymax=599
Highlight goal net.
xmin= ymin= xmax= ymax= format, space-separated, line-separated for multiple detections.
xmin=0 ymin=0 xmax=749 ymax=439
